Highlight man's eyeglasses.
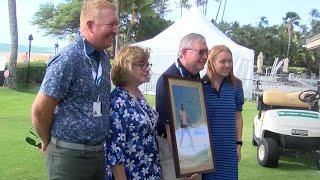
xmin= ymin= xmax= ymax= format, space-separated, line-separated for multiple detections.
xmin=186 ymin=48 xmax=209 ymax=57
xmin=25 ymin=128 xmax=41 ymax=148
xmin=135 ymin=63 xmax=152 ymax=71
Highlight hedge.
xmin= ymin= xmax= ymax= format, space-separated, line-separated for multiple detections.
xmin=14 ymin=59 xmax=114 ymax=89
xmin=16 ymin=61 xmax=47 ymax=88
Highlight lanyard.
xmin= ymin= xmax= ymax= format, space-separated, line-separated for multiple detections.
xmin=175 ymin=60 xmax=200 ymax=79
xmin=91 ymin=61 xmax=102 ymax=86
xmin=175 ymin=61 xmax=185 ymax=77
xmin=83 ymin=41 xmax=103 ymax=86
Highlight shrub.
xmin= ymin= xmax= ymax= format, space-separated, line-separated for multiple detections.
xmin=288 ymin=67 xmax=306 ymax=75
xmin=16 ymin=61 xmax=46 ymax=89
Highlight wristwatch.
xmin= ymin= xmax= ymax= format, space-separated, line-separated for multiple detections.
xmin=236 ymin=141 xmax=243 ymax=146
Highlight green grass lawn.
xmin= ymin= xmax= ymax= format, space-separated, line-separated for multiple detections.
xmin=0 ymin=87 xmax=319 ymax=179
xmin=0 ymin=87 xmax=46 ymax=179
xmin=239 ymin=102 xmax=319 ymax=179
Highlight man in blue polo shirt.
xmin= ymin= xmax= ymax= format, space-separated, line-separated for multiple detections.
xmin=156 ymin=33 xmax=208 ymax=180
xmin=31 ymin=0 xmax=118 ymax=179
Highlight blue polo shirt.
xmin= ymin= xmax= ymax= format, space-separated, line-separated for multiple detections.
xmin=155 ymin=59 xmax=200 ymax=137
xmin=202 ymin=76 xmax=244 ymax=180
xmin=40 ymin=35 xmax=111 ymax=145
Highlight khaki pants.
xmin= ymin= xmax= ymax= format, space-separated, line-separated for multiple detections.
xmin=157 ymin=136 xmax=201 ymax=180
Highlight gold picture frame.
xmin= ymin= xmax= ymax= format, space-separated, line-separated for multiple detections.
xmin=164 ymin=75 xmax=215 ymax=178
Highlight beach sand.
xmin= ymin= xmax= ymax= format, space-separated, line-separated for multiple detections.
xmin=0 ymin=52 xmax=52 ymax=64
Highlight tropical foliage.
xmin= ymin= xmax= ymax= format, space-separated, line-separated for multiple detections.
xmin=215 ymin=9 xmax=320 ymax=75
xmin=31 ymin=0 xmax=171 ymax=44
xmin=29 ymin=1 xmax=320 ymax=76
xmin=32 ymin=0 xmax=82 ymax=38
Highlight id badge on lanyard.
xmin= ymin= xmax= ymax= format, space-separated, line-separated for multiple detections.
xmin=91 ymin=61 xmax=103 ymax=118
xmin=93 ymin=95 xmax=102 ymax=117
xmin=91 ymin=62 xmax=103 ymax=117
xmin=83 ymin=40 xmax=103 ymax=118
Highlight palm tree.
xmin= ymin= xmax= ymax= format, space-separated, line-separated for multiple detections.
xmin=308 ymin=9 xmax=320 ymax=76
xmin=179 ymin=0 xmax=191 ymax=17
xmin=153 ymin=0 xmax=170 ymax=17
xmin=283 ymin=12 xmax=300 ymax=58
xmin=220 ymin=0 xmax=227 ymax=22
xmin=258 ymin=16 xmax=269 ymax=28
xmin=115 ymin=0 xmax=120 ymax=55
xmin=309 ymin=9 xmax=320 ymax=35
xmin=195 ymin=0 xmax=208 ymax=14
xmin=116 ymin=0 xmax=156 ymax=44
xmin=7 ymin=0 xmax=18 ymax=89
xmin=214 ymin=0 xmax=222 ymax=24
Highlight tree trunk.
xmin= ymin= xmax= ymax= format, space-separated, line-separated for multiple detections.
xmin=115 ymin=0 xmax=120 ymax=55
xmin=318 ymin=63 xmax=320 ymax=77
xmin=286 ymin=30 xmax=291 ymax=58
xmin=204 ymin=0 xmax=208 ymax=15
xmin=286 ymin=21 xmax=292 ymax=58
xmin=221 ymin=0 xmax=227 ymax=22
xmin=215 ymin=0 xmax=222 ymax=24
xmin=7 ymin=0 xmax=18 ymax=89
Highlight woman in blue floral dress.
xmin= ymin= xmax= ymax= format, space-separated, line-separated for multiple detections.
xmin=105 ymin=46 xmax=162 ymax=179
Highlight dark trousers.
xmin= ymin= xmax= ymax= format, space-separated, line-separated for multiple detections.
xmin=45 ymin=142 xmax=105 ymax=180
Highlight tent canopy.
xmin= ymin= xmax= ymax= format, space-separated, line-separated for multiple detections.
xmin=134 ymin=7 xmax=255 ymax=99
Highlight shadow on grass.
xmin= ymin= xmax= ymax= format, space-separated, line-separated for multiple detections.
xmin=277 ymin=153 xmax=319 ymax=171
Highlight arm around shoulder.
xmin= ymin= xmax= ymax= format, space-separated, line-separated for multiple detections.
xmin=31 ymin=92 xmax=59 ymax=152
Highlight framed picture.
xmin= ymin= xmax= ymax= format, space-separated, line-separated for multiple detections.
xmin=164 ymin=75 xmax=215 ymax=178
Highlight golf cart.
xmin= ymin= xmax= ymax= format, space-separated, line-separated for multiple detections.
xmin=252 ymin=81 xmax=320 ymax=169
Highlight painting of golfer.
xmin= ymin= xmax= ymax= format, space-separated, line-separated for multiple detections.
xmin=178 ymin=103 xmax=195 ymax=149
xmin=166 ymin=76 xmax=215 ymax=177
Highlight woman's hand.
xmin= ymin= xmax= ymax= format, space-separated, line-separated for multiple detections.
xmin=237 ymin=144 xmax=242 ymax=162
xmin=184 ymin=173 xmax=199 ymax=180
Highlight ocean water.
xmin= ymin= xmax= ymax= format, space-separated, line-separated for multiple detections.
xmin=0 ymin=43 xmax=53 ymax=53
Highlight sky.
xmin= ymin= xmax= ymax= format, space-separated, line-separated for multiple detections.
xmin=0 ymin=0 xmax=318 ymax=48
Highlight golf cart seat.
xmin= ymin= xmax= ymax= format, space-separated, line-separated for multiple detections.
xmin=263 ymin=89 xmax=309 ymax=109
xmin=257 ymin=89 xmax=309 ymax=113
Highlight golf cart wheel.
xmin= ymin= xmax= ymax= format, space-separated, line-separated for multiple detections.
xmin=315 ymin=157 xmax=320 ymax=170
xmin=252 ymin=138 xmax=258 ymax=146
xmin=257 ymin=138 xmax=279 ymax=167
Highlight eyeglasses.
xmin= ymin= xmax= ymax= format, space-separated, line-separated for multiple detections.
xmin=135 ymin=63 xmax=152 ymax=71
xmin=25 ymin=128 xmax=42 ymax=148
xmin=186 ymin=48 xmax=209 ymax=57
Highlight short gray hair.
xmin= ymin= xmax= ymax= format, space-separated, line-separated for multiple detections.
xmin=178 ymin=33 xmax=206 ymax=57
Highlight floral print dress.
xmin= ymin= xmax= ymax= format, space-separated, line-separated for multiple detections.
xmin=105 ymin=87 xmax=162 ymax=180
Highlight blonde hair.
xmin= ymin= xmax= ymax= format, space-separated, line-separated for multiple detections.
xmin=206 ymin=45 xmax=241 ymax=87
xmin=80 ymin=0 xmax=116 ymax=32
xmin=111 ymin=46 xmax=150 ymax=87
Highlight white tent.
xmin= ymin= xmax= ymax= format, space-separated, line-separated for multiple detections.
xmin=134 ymin=7 xmax=255 ymax=99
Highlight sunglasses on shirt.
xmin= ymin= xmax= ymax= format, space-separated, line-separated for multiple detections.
xmin=25 ymin=128 xmax=42 ymax=148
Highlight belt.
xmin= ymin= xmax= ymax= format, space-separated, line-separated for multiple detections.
xmin=50 ymin=137 xmax=104 ymax=152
